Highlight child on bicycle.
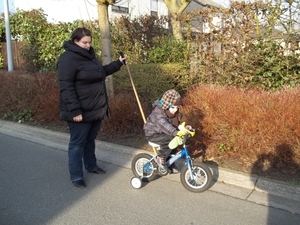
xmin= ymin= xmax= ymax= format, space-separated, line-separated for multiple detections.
xmin=143 ymin=89 xmax=190 ymax=173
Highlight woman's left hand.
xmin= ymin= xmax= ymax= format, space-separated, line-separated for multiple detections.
xmin=73 ymin=114 xmax=83 ymax=122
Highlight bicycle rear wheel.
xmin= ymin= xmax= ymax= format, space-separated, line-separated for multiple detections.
xmin=131 ymin=153 xmax=158 ymax=182
xmin=180 ymin=162 xmax=213 ymax=193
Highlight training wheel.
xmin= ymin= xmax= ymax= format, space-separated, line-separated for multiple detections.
xmin=131 ymin=177 xmax=142 ymax=189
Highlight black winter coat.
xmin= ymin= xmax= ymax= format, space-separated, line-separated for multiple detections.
xmin=57 ymin=40 xmax=123 ymax=122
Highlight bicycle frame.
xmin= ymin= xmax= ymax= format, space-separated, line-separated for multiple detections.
xmin=143 ymin=140 xmax=194 ymax=179
xmin=166 ymin=144 xmax=195 ymax=179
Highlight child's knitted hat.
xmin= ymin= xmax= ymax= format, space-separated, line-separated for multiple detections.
xmin=160 ymin=89 xmax=183 ymax=110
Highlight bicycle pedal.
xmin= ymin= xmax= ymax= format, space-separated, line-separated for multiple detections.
xmin=158 ymin=166 xmax=169 ymax=176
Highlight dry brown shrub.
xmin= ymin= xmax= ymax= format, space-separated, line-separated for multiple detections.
xmin=100 ymin=92 xmax=145 ymax=137
xmin=0 ymin=70 xmax=59 ymax=122
xmin=0 ymin=71 xmax=39 ymax=114
xmin=182 ymin=84 xmax=300 ymax=177
xmin=32 ymin=72 xmax=60 ymax=122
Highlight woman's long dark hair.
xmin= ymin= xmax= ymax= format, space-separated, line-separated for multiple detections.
xmin=71 ymin=27 xmax=92 ymax=42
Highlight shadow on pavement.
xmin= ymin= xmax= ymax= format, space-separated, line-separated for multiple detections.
xmin=0 ymin=134 xmax=123 ymax=224
xmin=251 ymin=142 xmax=300 ymax=224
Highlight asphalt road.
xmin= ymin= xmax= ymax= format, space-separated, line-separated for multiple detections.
xmin=1 ymin=132 xmax=300 ymax=225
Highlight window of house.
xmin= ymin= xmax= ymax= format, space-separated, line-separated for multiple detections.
xmin=112 ymin=1 xmax=129 ymax=14
xmin=150 ymin=0 xmax=158 ymax=16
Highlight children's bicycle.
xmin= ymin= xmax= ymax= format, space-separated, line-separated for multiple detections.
xmin=130 ymin=127 xmax=213 ymax=193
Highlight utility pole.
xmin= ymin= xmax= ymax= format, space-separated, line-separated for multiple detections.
xmin=4 ymin=0 xmax=14 ymax=71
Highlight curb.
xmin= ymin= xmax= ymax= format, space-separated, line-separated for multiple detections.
xmin=0 ymin=120 xmax=299 ymax=214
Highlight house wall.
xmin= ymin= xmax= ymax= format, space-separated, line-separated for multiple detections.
xmin=184 ymin=0 xmax=223 ymax=33
xmin=109 ymin=0 xmax=168 ymax=20
xmin=10 ymin=0 xmax=168 ymax=23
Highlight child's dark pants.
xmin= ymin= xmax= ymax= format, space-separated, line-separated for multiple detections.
xmin=146 ymin=133 xmax=174 ymax=158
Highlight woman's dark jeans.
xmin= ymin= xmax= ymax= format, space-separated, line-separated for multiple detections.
xmin=67 ymin=120 xmax=101 ymax=181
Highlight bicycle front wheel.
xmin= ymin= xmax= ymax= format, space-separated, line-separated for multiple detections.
xmin=180 ymin=162 xmax=213 ymax=193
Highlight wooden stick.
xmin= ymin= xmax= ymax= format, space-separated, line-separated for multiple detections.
xmin=122 ymin=56 xmax=157 ymax=154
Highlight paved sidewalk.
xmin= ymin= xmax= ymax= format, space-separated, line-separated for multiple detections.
xmin=0 ymin=120 xmax=299 ymax=215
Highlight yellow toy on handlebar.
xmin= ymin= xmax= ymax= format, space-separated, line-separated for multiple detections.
xmin=177 ymin=122 xmax=195 ymax=137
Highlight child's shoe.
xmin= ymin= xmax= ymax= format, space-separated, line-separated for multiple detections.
xmin=170 ymin=166 xmax=180 ymax=174
xmin=157 ymin=156 xmax=166 ymax=167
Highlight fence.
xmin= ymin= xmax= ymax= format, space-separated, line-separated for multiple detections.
xmin=1 ymin=41 xmax=25 ymax=70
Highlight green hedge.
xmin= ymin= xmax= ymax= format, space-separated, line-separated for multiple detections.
xmin=113 ymin=63 xmax=190 ymax=105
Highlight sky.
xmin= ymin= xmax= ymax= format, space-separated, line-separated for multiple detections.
xmin=0 ymin=0 xmax=14 ymax=13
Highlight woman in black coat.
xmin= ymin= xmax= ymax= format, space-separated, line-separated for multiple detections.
xmin=57 ymin=27 xmax=126 ymax=188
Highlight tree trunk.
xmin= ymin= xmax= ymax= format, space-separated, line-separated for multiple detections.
xmin=97 ymin=3 xmax=114 ymax=97
xmin=170 ymin=15 xmax=183 ymax=40
xmin=163 ymin=0 xmax=191 ymax=41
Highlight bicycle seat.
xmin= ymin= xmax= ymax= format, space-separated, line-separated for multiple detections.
xmin=148 ymin=141 xmax=160 ymax=148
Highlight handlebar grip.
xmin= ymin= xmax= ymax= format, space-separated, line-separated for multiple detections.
xmin=187 ymin=130 xmax=195 ymax=137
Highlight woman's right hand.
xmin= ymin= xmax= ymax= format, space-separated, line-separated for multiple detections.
xmin=119 ymin=54 xmax=126 ymax=64
xmin=73 ymin=114 xmax=83 ymax=122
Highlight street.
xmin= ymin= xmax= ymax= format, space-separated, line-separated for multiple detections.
xmin=0 ymin=133 xmax=299 ymax=225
